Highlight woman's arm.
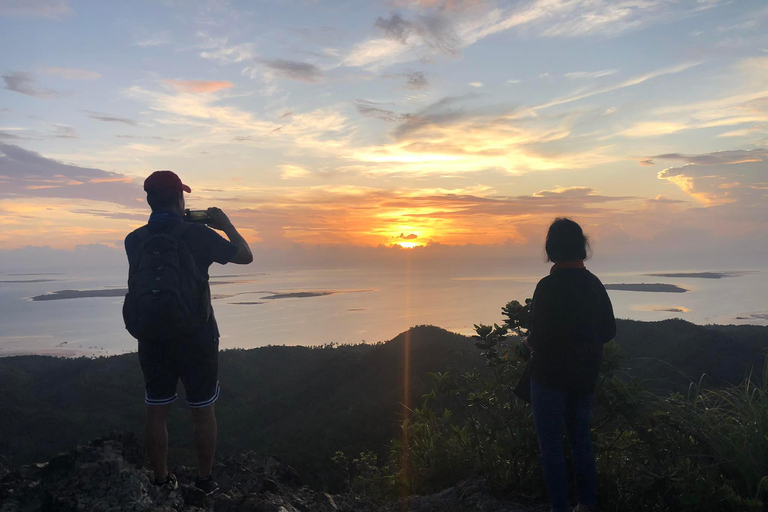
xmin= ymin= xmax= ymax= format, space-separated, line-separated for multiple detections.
xmin=527 ymin=280 xmax=555 ymax=351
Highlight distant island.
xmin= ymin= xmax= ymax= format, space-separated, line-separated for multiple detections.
xmin=605 ymin=283 xmax=688 ymax=293
xmin=30 ymin=288 xmax=127 ymax=301
xmin=644 ymin=271 xmax=756 ymax=279
xmin=261 ymin=291 xmax=336 ymax=299
xmin=0 ymin=279 xmax=61 ymax=283
xmin=32 ymin=287 xmax=375 ymax=302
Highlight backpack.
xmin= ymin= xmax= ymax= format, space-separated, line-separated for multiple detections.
xmin=123 ymin=223 xmax=211 ymax=341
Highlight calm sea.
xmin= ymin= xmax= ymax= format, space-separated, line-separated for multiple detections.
xmin=1 ymin=264 xmax=766 ymax=357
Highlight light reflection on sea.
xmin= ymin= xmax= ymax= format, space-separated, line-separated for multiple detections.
xmin=0 ymin=265 xmax=766 ymax=357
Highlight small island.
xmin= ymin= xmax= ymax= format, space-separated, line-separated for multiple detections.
xmin=605 ymin=283 xmax=688 ymax=293
xmin=31 ymin=288 xmax=127 ymax=301
xmin=261 ymin=291 xmax=336 ymax=300
xmin=0 ymin=279 xmax=62 ymax=283
xmin=644 ymin=271 xmax=755 ymax=279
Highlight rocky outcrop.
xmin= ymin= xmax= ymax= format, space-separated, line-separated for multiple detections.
xmin=0 ymin=432 xmax=543 ymax=512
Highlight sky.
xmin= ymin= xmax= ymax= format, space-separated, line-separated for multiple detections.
xmin=0 ymin=0 xmax=767 ymax=269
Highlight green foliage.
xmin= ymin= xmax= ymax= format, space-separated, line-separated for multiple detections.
xmin=363 ymin=299 xmax=768 ymax=511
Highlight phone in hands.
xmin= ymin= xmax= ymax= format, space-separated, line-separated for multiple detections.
xmin=184 ymin=209 xmax=212 ymax=225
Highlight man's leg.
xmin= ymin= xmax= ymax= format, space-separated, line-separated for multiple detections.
xmin=191 ymin=403 xmax=217 ymax=479
xmin=146 ymin=403 xmax=172 ymax=481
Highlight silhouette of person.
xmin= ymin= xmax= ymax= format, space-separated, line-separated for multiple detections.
xmin=524 ymin=218 xmax=616 ymax=512
xmin=124 ymin=170 xmax=253 ymax=494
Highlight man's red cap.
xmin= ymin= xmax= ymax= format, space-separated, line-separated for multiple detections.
xmin=144 ymin=170 xmax=191 ymax=195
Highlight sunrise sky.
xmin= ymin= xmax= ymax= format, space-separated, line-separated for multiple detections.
xmin=1 ymin=0 xmax=767 ymax=267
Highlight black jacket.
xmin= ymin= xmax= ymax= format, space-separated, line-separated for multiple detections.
xmin=528 ymin=268 xmax=616 ymax=393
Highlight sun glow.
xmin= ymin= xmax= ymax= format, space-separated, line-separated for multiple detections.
xmin=395 ymin=242 xmax=422 ymax=249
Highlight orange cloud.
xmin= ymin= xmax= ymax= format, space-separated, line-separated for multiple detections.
xmin=164 ymin=80 xmax=234 ymax=93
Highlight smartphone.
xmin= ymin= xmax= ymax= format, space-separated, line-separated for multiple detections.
xmin=184 ymin=209 xmax=211 ymax=224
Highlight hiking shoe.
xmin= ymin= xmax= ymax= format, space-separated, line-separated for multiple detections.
xmin=154 ymin=473 xmax=178 ymax=490
xmin=195 ymin=475 xmax=219 ymax=495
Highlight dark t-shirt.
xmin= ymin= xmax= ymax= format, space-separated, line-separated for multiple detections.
xmin=124 ymin=217 xmax=239 ymax=338
xmin=528 ymin=268 xmax=616 ymax=393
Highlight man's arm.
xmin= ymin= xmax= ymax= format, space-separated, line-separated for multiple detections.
xmin=206 ymin=207 xmax=254 ymax=265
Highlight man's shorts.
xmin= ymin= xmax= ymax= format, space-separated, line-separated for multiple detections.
xmin=138 ymin=327 xmax=220 ymax=408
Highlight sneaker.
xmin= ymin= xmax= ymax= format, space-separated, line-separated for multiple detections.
xmin=195 ymin=475 xmax=219 ymax=495
xmin=154 ymin=473 xmax=179 ymax=490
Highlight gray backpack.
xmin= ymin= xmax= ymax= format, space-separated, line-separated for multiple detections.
xmin=123 ymin=223 xmax=210 ymax=341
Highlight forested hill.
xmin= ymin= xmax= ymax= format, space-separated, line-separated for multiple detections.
xmin=0 ymin=320 xmax=766 ymax=488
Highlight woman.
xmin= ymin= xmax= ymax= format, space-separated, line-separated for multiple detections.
xmin=525 ymin=218 xmax=616 ymax=512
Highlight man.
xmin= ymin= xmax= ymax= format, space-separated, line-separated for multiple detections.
xmin=124 ymin=170 xmax=252 ymax=493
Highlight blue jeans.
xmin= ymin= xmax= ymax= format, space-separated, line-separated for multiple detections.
xmin=531 ymin=379 xmax=596 ymax=511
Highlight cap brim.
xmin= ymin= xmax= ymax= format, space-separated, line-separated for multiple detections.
xmin=182 ymin=184 xmax=192 ymax=193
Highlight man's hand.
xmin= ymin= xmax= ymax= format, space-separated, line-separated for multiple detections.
xmin=206 ymin=207 xmax=233 ymax=232
xmin=204 ymin=207 xmax=253 ymax=264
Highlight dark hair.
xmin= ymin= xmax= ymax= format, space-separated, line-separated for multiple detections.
xmin=545 ymin=217 xmax=591 ymax=262
xmin=146 ymin=190 xmax=181 ymax=212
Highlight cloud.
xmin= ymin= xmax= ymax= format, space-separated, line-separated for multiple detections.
xmin=133 ymin=30 xmax=170 ymax=47
xmin=51 ymin=124 xmax=77 ymax=139
xmin=355 ymin=100 xmax=411 ymax=122
xmin=40 ymin=67 xmax=100 ymax=80
xmin=0 ymin=144 xmax=141 ymax=206
xmin=0 ymin=0 xmax=69 ymax=18
xmin=345 ymin=1 xmax=717 ymax=70
xmin=85 ymin=111 xmax=139 ymax=126
xmin=0 ymin=130 xmax=35 ymax=141
xmin=376 ymin=12 xmax=460 ymax=55
xmin=345 ymin=94 xmax=615 ymax=176
xmin=639 ymin=159 xmax=655 ymax=166
xmin=280 ymin=164 xmax=311 ymax=180
xmin=534 ymin=60 xmax=702 ymax=111
xmin=647 ymin=195 xmax=686 ymax=204
xmin=404 ymin=71 xmax=428 ymax=89
xmin=565 ymin=69 xmax=617 ymax=79
xmin=398 ymin=233 xmax=418 ymax=239
xmin=164 ymin=79 xmax=233 ymax=93
xmin=656 ymin=149 xmax=768 ymax=205
xmin=469 ymin=81 xmax=483 ymax=87
xmin=2 ymin=72 xmax=62 ymax=98
xmin=261 ymin=59 xmax=323 ymax=82
xmin=198 ymin=35 xmax=256 ymax=63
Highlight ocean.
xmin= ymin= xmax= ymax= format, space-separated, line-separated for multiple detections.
xmin=1 ymin=264 xmax=766 ymax=357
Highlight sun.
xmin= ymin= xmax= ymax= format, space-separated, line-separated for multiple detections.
xmin=395 ymin=241 xmax=422 ymax=249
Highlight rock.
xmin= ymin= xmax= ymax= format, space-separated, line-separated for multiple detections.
xmin=181 ymin=485 xmax=208 ymax=509
xmin=0 ymin=432 xmax=546 ymax=512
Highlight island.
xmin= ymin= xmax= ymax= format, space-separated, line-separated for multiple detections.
xmin=31 ymin=288 xmax=127 ymax=301
xmin=261 ymin=291 xmax=336 ymax=300
xmin=604 ymin=283 xmax=688 ymax=293
xmin=644 ymin=271 xmax=756 ymax=279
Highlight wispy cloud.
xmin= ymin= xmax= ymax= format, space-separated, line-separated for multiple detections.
xmin=344 ymin=0 xmax=719 ymax=70
xmin=565 ymin=69 xmax=617 ymax=79
xmin=133 ymin=30 xmax=170 ymax=47
xmin=164 ymin=79 xmax=233 ymax=93
xmin=534 ymin=61 xmax=702 ymax=111
xmin=0 ymin=144 xmax=140 ymax=206
xmin=86 ymin=111 xmax=139 ymax=126
xmin=198 ymin=34 xmax=256 ymax=63
xmin=2 ymin=72 xmax=63 ymax=98
xmin=261 ymin=59 xmax=323 ymax=82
